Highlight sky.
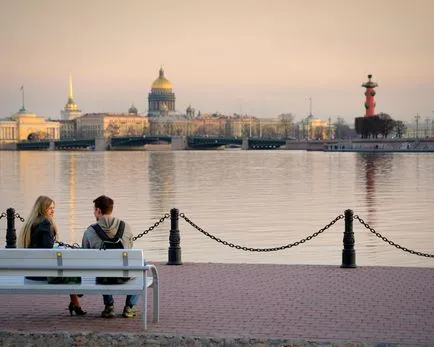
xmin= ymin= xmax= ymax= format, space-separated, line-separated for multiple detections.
xmin=0 ymin=0 xmax=433 ymax=124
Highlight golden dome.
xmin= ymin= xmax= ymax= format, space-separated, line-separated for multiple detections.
xmin=151 ymin=67 xmax=172 ymax=90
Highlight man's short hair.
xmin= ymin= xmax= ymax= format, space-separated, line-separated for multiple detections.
xmin=93 ymin=195 xmax=114 ymax=215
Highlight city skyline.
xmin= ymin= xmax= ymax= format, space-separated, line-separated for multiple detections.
xmin=1 ymin=0 xmax=433 ymax=124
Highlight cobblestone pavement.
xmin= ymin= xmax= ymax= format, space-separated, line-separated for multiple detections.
xmin=0 ymin=263 xmax=433 ymax=346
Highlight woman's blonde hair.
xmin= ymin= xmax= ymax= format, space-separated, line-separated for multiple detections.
xmin=18 ymin=195 xmax=58 ymax=248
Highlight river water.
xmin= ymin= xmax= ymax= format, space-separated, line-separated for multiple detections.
xmin=0 ymin=150 xmax=433 ymax=267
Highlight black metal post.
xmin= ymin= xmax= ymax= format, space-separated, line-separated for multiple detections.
xmin=341 ymin=209 xmax=356 ymax=268
xmin=6 ymin=208 xmax=17 ymax=248
xmin=167 ymin=208 xmax=182 ymax=265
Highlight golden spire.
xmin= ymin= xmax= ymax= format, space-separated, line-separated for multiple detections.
xmin=68 ymin=73 xmax=74 ymax=100
xmin=64 ymin=73 xmax=79 ymax=112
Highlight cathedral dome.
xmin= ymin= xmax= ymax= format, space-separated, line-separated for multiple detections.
xmin=151 ymin=67 xmax=172 ymax=90
xmin=128 ymin=103 xmax=138 ymax=114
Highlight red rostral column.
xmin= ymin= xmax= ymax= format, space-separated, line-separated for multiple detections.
xmin=361 ymin=74 xmax=378 ymax=117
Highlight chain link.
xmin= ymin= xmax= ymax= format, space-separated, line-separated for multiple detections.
xmin=179 ymin=213 xmax=344 ymax=252
xmin=55 ymin=241 xmax=82 ymax=249
xmin=0 ymin=212 xmax=5 ymax=220
xmin=354 ymin=215 xmax=434 ymax=258
xmin=132 ymin=213 xmax=170 ymax=241
xmin=14 ymin=213 xmax=25 ymax=222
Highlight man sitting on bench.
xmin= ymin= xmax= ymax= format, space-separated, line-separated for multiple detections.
xmin=82 ymin=195 xmax=137 ymax=319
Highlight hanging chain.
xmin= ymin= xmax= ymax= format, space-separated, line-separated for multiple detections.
xmin=354 ymin=215 xmax=434 ymax=258
xmin=179 ymin=213 xmax=344 ymax=252
xmin=0 ymin=212 xmax=24 ymax=221
xmin=56 ymin=213 xmax=170 ymax=246
xmin=132 ymin=213 xmax=170 ymax=241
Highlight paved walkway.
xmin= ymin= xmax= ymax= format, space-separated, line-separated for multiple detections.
xmin=1 ymin=263 xmax=433 ymax=346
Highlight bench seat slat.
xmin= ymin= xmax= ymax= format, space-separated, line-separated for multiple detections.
xmin=0 ymin=266 xmax=149 ymax=278
xmin=0 ymin=276 xmax=153 ymax=295
xmin=0 ymin=249 xmax=144 ymax=260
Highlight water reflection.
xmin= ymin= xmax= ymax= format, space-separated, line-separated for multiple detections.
xmin=148 ymin=152 xmax=176 ymax=216
xmin=355 ymin=153 xmax=395 ymax=254
xmin=1 ymin=151 xmax=433 ymax=267
xmin=67 ymin=153 xmax=76 ymax=242
xmin=356 ymin=153 xmax=393 ymax=222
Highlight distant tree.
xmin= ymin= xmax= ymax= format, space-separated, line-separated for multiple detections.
xmin=161 ymin=121 xmax=173 ymax=135
xmin=377 ymin=113 xmax=395 ymax=138
xmin=224 ymin=120 xmax=232 ymax=136
xmin=194 ymin=125 xmax=206 ymax=135
xmin=261 ymin=125 xmax=278 ymax=137
xmin=334 ymin=118 xmax=357 ymax=139
xmin=393 ymin=120 xmax=407 ymax=138
xmin=105 ymin=121 xmax=120 ymax=138
xmin=241 ymin=123 xmax=250 ymax=137
xmin=277 ymin=113 xmax=295 ymax=138
xmin=142 ymin=124 xmax=149 ymax=135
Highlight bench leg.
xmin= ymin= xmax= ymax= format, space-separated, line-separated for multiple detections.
xmin=150 ymin=265 xmax=159 ymax=322
xmin=142 ymin=291 xmax=147 ymax=329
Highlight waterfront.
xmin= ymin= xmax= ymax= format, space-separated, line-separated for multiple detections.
xmin=0 ymin=150 xmax=433 ymax=267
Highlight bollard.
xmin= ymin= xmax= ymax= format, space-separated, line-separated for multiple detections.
xmin=341 ymin=209 xmax=356 ymax=268
xmin=167 ymin=208 xmax=182 ymax=265
xmin=6 ymin=208 xmax=17 ymax=248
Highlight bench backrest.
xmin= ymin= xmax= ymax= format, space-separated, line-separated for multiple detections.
xmin=0 ymin=249 xmax=146 ymax=278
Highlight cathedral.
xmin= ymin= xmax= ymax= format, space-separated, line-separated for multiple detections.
xmin=147 ymin=67 xmax=176 ymax=117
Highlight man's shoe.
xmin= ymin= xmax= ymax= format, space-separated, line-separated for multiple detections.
xmin=101 ymin=305 xmax=115 ymax=318
xmin=122 ymin=305 xmax=137 ymax=318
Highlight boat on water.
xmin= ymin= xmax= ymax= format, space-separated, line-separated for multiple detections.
xmin=323 ymin=138 xmax=434 ymax=152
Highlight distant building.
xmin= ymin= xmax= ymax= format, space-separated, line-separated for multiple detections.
xmin=298 ymin=115 xmax=329 ymax=140
xmin=0 ymin=107 xmax=60 ymax=142
xmin=75 ymin=112 xmax=148 ymax=139
xmin=147 ymin=67 xmax=176 ymax=117
xmin=59 ymin=119 xmax=77 ymax=139
xmin=60 ymin=74 xmax=81 ymax=121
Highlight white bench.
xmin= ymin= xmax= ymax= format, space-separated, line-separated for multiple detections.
xmin=0 ymin=248 xmax=159 ymax=329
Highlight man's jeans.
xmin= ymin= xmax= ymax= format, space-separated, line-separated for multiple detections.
xmin=103 ymin=294 xmax=139 ymax=307
xmin=102 ymin=260 xmax=147 ymax=307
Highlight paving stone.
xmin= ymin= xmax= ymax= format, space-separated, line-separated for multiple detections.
xmin=0 ymin=263 xmax=433 ymax=346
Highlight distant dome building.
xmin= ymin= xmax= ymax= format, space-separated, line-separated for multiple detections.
xmin=128 ymin=103 xmax=138 ymax=114
xmin=147 ymin=67 xmax=176 ymax=117
xmin=186 ymin=104 xmax=195 ymax=119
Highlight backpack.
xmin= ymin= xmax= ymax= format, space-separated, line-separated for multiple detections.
xmin=92 ymin=221 xmax=130 ymax=284
xmin=91 ymin=221 xmax=125 ymax=250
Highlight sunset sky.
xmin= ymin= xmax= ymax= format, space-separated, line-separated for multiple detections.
xmin=1 ymin=0 xmax=433 ymax=124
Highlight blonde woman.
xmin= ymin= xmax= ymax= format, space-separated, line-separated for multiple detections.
xmin=18 ymin=196 xmax=86 ymax=316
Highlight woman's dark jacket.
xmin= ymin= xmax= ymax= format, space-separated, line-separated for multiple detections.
xmin=27 ymin=218 xmax=55 ymax=280
xmin=30 ymin=218 xmax=55 ymax=249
